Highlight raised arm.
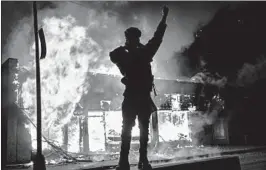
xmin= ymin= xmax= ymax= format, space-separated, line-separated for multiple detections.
xmin=145 ymin=6 xmax=169 ymax=60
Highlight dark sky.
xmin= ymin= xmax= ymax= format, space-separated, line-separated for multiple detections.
xmin=1 ymin=1 xmax=233 ymax=78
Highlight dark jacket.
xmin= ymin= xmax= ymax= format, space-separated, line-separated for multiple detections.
xmin=110 ymin=22 xmax=167 ymax=96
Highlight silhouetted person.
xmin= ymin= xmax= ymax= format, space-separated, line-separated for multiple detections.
xmin=109 ymin=6 xmax=169 ymax=170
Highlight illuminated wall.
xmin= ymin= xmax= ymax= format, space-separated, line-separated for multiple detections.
xmin=1 ymin=58 xmax=32 ymax=164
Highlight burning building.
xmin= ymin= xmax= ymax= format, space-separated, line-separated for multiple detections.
xmin=2 ymin=60 xmax=229 ymax=156
xmin=2 ymin=57 xmax=234 ymax=166
xmin=73 ymin=73 xmax=199 ymax=153
xmin=2 ymin=56 xmax=235 ymax=166
xmin=21 ymin=65 xmax=227 ymax=151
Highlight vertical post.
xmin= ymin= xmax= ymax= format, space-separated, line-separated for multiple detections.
xmin=100 ymin=101 xmax=110 ymax=152
xmin=33 ymin=0 xmax=41 ymax=155
xmin=33 ymin=2 xmax=46 ymax=170
xmin=62 ymin=124 xmax=69 ymax=152
xmin=83 ymin=115 xmax=89 ymax=153
xmin=79 ymin=117 xmax=83 ymax=153
xmin=102 ymin=111 xmax=107 ymax=151
xmin=1 ymin=110 xmax=7 ymax=169
xmin=150 ymin=111 xmax=159 ymax=151
xmin=47 ymin=128 xmax=50 ymax=150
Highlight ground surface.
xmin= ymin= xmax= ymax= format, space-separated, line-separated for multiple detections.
xmin=5 ymin=146 xmax=266 ymax=170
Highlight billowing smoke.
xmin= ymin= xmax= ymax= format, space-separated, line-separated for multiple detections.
xmin=188 ymin=54 xmax=266 ymax=145
xmin=188 ymin=64 xmax=227 ymax=146
xmin=236 ymin=56 xmax=266 ymax=87
xmin=191 ymin=72 xmax=227 ymax=88
xmin=189 ymin=95 xmax=224 ymax=144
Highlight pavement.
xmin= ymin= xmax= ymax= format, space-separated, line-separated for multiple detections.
xmin=5 ymin=145 xmax=266 ymax=170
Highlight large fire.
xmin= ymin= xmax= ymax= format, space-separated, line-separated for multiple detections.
xmin=21 ymin=15 xmax=104 ymax=152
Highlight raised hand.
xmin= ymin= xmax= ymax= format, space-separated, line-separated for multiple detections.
xmin=162 ymin=5 xmax=169 ymax=17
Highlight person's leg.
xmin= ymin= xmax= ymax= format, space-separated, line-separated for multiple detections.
xmin=138 ymin=111 xmax=152 ymax=169
xmin=137 ymin=97 xmax=156 ymax=169
xmin=117 ymin=98 xmax=137 ymax=170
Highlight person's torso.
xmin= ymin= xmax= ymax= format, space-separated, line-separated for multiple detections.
xmin=118 ymin=45 xmax=154 ymax=96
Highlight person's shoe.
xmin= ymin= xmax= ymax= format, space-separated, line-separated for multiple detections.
xmin=115 ymin=163 xmax=130 ymax=170
xmin=138 ymin=162 xmax=142 ymax=169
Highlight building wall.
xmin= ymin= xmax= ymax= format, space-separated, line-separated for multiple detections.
xmin=2 ymin=58 xmax=32 ymax=164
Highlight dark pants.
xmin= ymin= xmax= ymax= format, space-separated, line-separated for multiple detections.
xmin=119 ymin=95 xmax=157 ymax=165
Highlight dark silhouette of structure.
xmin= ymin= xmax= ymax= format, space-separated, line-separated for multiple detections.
xmin=109 ymin=6 xmax=169 ymax=170
xmin=182 ymin=2 xmax=266 ymax=145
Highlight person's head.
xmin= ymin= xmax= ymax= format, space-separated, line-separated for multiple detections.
xmin=124 ymin=27 xmax=141 ymax=47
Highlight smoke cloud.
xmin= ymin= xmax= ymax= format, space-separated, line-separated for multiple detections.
xmin=236 ymin=56 xmax=266 ymax=87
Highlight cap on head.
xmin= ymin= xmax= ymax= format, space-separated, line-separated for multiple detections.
xmin=125 ymin=27 xmax=141 ymax=39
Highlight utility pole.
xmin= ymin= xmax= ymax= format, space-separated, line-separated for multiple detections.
xmin=33 ymin=2 xmax=46 ymax=170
